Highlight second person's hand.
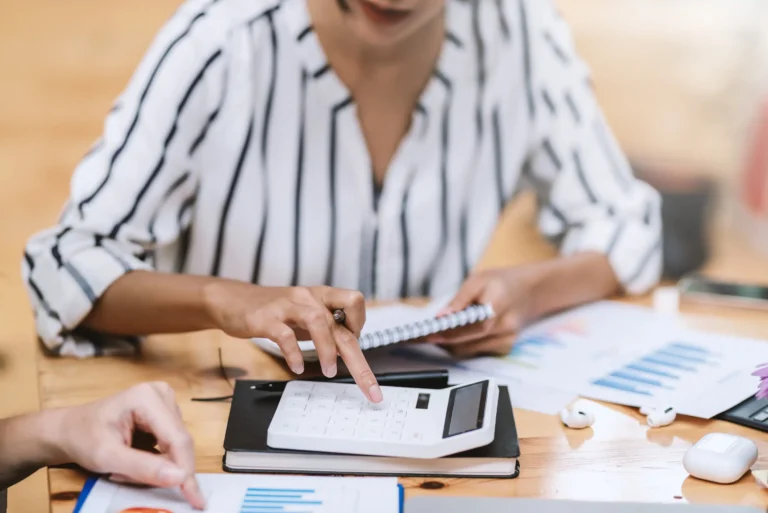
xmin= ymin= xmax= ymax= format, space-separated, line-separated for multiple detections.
xmin=203 ymin=282 xmax=383 ymax=403
xmin=49 ymin=382 xmax=206 ymax=509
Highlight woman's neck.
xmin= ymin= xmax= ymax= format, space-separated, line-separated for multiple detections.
xmin=307 ymin=0 xmax=445 ymax=89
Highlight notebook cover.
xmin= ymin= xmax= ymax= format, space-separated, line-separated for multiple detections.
xmin=222 ymin=380 xmax=520 ymax=479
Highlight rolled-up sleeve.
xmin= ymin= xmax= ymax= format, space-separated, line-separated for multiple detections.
xmin=520 ymin=0 xmax=663 ymax=295
xmin=21 ymin=0 xmax=227 ymax=357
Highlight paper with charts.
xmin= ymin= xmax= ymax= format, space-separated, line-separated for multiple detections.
xmin=458 ymin=301 xmax=765 ymax=419
xmin=76 ymin=474 xmax=400 ymax=513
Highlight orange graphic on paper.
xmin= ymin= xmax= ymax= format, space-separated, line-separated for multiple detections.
xmin=547 ymin=319 xmax=588 ymax=337
xmin=119 ymin=509 xmax=175 ymax=513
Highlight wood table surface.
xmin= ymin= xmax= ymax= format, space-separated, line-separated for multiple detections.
xmin=4 ymin=0 xmax=767 ymax=509
xmin=39 ymin=213 xmax=768 ymax=512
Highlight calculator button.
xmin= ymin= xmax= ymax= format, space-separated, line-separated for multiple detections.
xmin=336 ymin=405 xmax=361 ymax=416
xmin=384 ymin=429 xmax=403 ymax=441
xmin=329 ymin=420 xmax=357 ymax=432
xmin=753 ymin=410 xmax=768 ymax=422
xmin=308 ymin=399 xmax=335 ymax=408
xmin=340 ymin=397 xmax=363 ymax=407
xmin=404 ymin=431 xmax=424 ymax=442
xmin=363 ymin=409 xmax=387 ymax=420
xmin=273 ymin=421 xmax=299 ymax=433
xmin=344 ymin=387 xmax=367 ymax=400
xmin=356 ymin=427 xmax=384 ymax=440
xmin=287 ymin=391 xmax=311 ymax=400
xmin=309 ymin=395 xmax=336 ymax=404
xmin=305 ymin=413 xmax=331 ymax=424
xmin=299 ymin=423 xmax=327 ymax=435
xmin=312 ymin=387 xmax=337 ymax=398
xmin=361 ymin=417 xmax=386 ymax=428
xmin=329 ymin=420 xmax=357 ymax=430
xmin=331 ymin=412 xmax=357 ymax=423
xmin=331 ymin=425 xmax=356 ymax=438
xmin=394 ymin=399 xmax=410 ymax=410
xmin=284 ymin=398 xmax=308 ymax=412
xmin=392 ymin=409 xmax=408 ymax=420
xmin=289 ymin=382 xmax=315 ymax=392
xmin=385 ymin=420 xmax=405 ymax=430
xmin=308 ymin=402 xmax=334 ymax=413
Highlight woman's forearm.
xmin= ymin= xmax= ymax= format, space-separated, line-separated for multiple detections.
xmin=525 ymin=252 xmax=621 ymax=322
xmin=81 ymin=271 xmax=223 ymax=336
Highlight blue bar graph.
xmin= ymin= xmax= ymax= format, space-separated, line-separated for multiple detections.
xmin=668 ymin=342 xmax=711 ymax=354
xmin=508 ymin=347 xmax=540 ymax=360
xmin=592 ymin=341 xmax=720 ymax=399
xmin=509 ymin=335 xmax=565 ymax=360
xmin=609 ymin=371 xmax=670 ymax=388
xmin=655 ymin=349 xmax=711 ymax=364
xmin=241 ymin=487 xmax=324 ymax=513
xmin=640 ymin=356 xmax=696 ymax=372
xmin=625 ymin=364 xmax=680 ymax=379
xmin=592 ymin=378 xmax=653 ymax=396
xmin=515 ymin=335 xmax=565 ymax=348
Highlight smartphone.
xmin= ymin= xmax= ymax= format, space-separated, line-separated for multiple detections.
xmin=678 ymin=275 xmax=768 ymax=310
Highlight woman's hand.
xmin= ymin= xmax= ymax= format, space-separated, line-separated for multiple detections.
xmin=431 ymin=254 xmax=621 ymax=358
xmin=429 ymin=268 xmax=535 ymax=358
xmin=203 ymin=282 xmax=382 ymax=403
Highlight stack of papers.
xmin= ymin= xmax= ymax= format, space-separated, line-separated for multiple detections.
xmin=371 ymin=301 xmax=766 ymax=419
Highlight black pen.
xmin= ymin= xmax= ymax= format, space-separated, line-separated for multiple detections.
xmin=332 ymin=309 xmax=346 ymax=325
xmin=252 ymin=369 xmax=450 ymax=392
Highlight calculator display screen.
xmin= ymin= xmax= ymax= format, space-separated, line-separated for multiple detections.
xmin=443 ymin=381 xmax=489 ymax=438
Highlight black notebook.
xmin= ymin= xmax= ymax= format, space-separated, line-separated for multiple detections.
xmin=222 ymin=380 xmax=520 ymax=479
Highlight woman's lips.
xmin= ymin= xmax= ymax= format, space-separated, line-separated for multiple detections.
xmin=358 ymin=0 xmax=411 ymax=26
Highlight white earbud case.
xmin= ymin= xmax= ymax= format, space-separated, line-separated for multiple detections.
xmin=683 ymin=433 xmax=758 ymax=484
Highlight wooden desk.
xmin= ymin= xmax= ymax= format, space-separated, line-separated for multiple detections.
xmin=41 ymin=305 xmax=768 ymax=512
xmin=39 ymin=209 xmax=768 ymax=512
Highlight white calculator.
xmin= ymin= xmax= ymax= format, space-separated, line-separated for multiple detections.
xmin=267 ymin=378 xmax=499 ymax=459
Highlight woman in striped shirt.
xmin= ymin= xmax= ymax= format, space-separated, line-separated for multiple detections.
xmin=23 ymin=0 xmax=662 ymax=400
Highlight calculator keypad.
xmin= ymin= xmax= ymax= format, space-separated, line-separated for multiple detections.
xmin=272 ymin=383 xmax=430 ymax=443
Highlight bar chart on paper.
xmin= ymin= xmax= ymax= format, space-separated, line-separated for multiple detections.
xmin=240 ymin=486 xmax=350 ymax=513
xmin=500 ymin=320 xmax=587 ymax=370
xmin=583 ymin=341 xmax=724 ymax=408
xmin=81 ymin=474 xmax=398 ymax=513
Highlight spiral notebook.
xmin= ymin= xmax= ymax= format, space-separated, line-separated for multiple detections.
xmin=252 ymin=301 xmax=495 ymax=361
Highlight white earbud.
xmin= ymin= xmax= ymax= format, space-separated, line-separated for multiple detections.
xmin=646 ymin=406 xmax=677 ymax=428
xmin=559 ymin=408 xmax=595 ymax=429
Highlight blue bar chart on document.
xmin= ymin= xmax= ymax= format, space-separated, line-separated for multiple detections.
xmin=590 ymin=342 xmax=719 ymax=398
xmin=75 ymin=474 xmax=400 ymax=513
xmin=238 ymin=485 xmax=352 ymax=513
xmin=450 ymin=302 xmax=768 ymax=419
xmin=579 ymin=335 xmax=764 ymax=419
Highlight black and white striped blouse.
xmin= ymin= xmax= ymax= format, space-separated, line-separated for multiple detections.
xmin=23 ymin=0 xmax=662 ymax=358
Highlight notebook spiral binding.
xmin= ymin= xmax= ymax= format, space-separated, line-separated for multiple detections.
xmin=358 ymin=304 xmax=495 ymax=351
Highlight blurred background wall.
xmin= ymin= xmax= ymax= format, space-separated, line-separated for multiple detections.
xmin=2 ymin=0 xmax=768 ymax=511
xmin=558 ymin=0 xmax=768 ymax=247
